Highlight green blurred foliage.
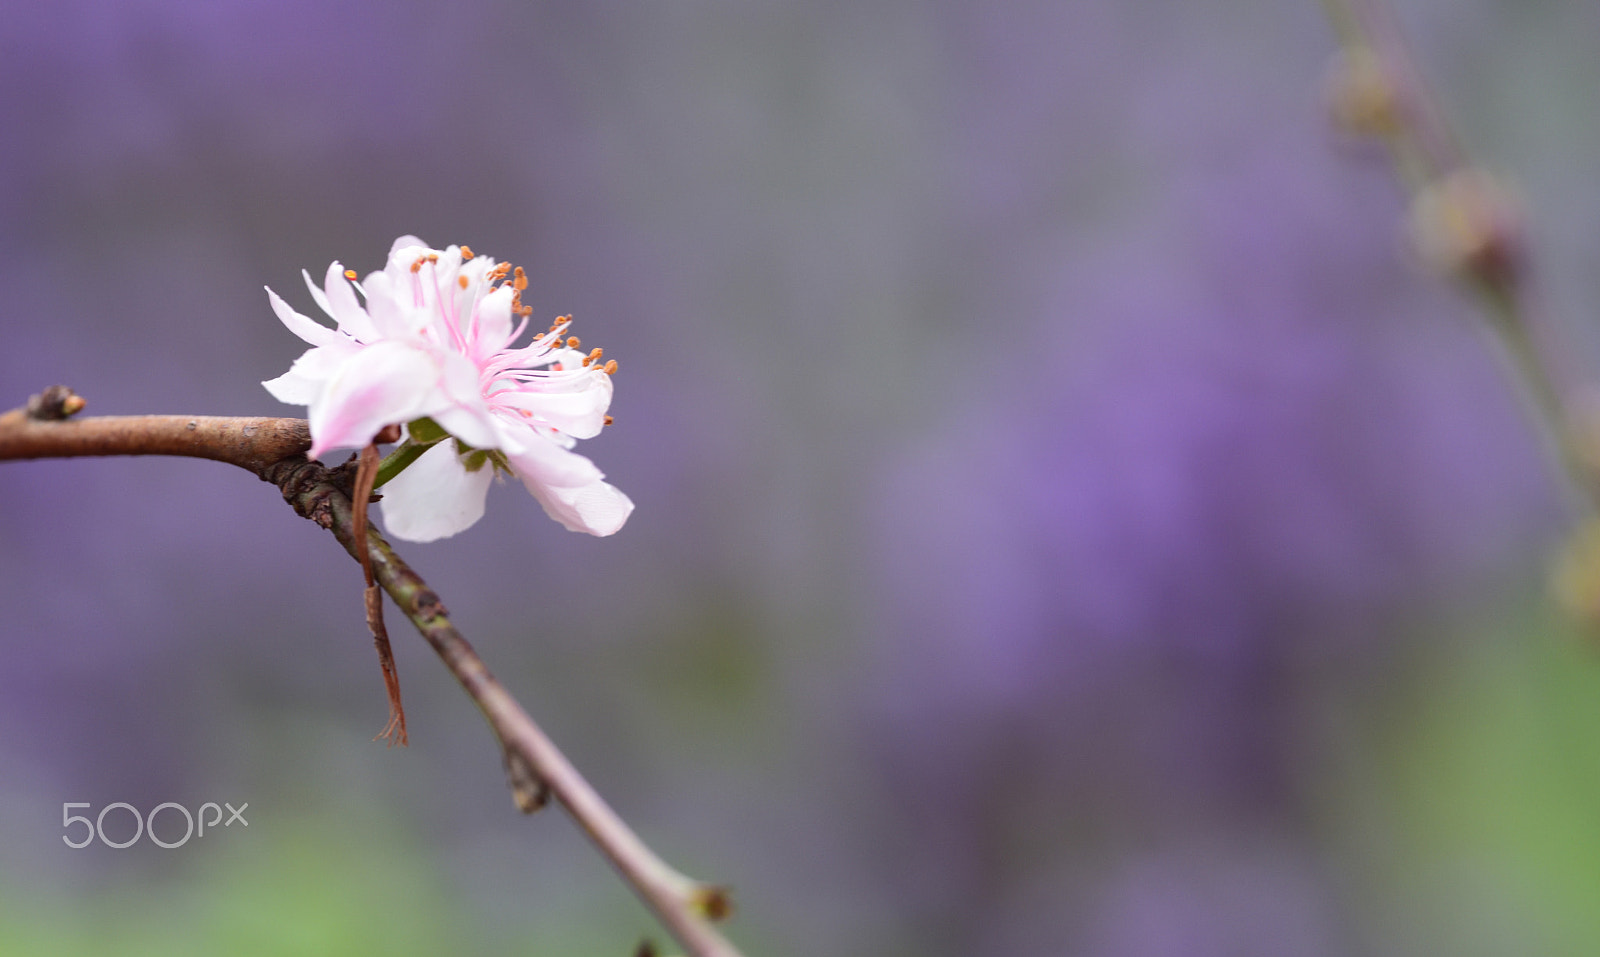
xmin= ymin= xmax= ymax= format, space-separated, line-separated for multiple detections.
xmin=0 ymin=810 xmax=640 ymax=957
xmin=1324 ymin=589 xmax=1600 ymax=955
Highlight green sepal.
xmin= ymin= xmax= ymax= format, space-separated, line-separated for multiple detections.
xmin=405 ymin=416 xmax=450 ymax=445
xmin=458 ymin=445 xmax=511 ymax=476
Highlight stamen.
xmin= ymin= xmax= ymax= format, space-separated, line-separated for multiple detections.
xmin=343 ymin=269 xmax=358 ymax=281
xmin=458 ymin=275 xmax=469 ymax=290
xmin=513 ymin=266 xmax=528 ymax=292
xmin=567 ymin=336 xmax=581 ymax=349
xmin=506 ymin=314 xmax=530 ymax=345
xmin=460 ymin=245 xmax=475 ymax=260
xmin=603 ymin=359 xmax=618 ymax=375
xmin=604 ymin=415 xmax=614 ymax=426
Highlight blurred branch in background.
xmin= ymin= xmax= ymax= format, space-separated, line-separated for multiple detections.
xmin=1320 ymin=0 xmax=1600 ymax=618
xmin=0 ymin=388 xmax=741 ymax=957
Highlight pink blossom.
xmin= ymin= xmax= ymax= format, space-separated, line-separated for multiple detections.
xmin=263 ymin=236 xmax=633 ymax=541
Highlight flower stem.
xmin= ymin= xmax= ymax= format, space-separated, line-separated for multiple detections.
xmin=372 ymin=418 xmax=449 ymax=489
xmin=372 ymin=441 xmax=427 ymax=489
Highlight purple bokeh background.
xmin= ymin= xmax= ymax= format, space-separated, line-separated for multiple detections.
xmin=3 ymin=1 xmax=1596 ymax=954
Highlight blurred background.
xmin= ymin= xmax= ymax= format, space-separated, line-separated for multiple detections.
xmin=3 ymin=1 xmax=1600 ymax=954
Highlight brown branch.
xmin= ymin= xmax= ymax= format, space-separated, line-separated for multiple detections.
xmin=0 ymin=391 xmax=744 ymax=957
xmin=271 ymin=459 xmax=740 ymax=954
xmin=0 ymin=408 xmax=312 ymax=474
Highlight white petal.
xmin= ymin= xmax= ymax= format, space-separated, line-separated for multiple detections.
xmin=439 ymin=349 xmax=485 ymax=406
xmin=361 ymin=270 xmax=427 ymax=338
xmin=480 ymin=411 xmax=533 ymax=455
xmin=302 ymin=268 xmax=336 ymax=319
xmin=419 ymin=351 xmax=494 ymax=446
xmin=307 ymin=340 xmax=443 ymax=458
xmin=495 ymin=373 xmax=612 ymax=439
xmin=378 ymin=441 xmax=493 ymax=542
xmin=458 ymin=254 xmax=497 ymax=296
xmin=263 ymin=372 xmax=318 ymax=406
xmin=322 ymin=262 xmax=380 ymax=341
xmin=389 ymin=235 xmax=432 ymax=258
xmin=529 ymin=474 xmax=634 ymax=536
xmin=267 ymin=287 xmax=339 ymax=347
xmin=472 ymin=284 xmax=515 ymax=351
xmin=431 ymin=404 xmax=502 ymax=451
xmin=504 ymin=429 xmax=603 ymax=488
xmin=506 ymin=436 xmax=633 ymax=535
xmin=262 ymin=341 xmax=358 ymax=405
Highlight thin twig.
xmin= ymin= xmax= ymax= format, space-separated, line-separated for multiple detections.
xmin=1320 ymin=0 xmax=1600 ymax=516
xmin=1320 ymin=0 xmax=1465 ymax=188
xmin=353 ymin=440 xmax=408 ymax=746
xmin=0 ymin=394 xmax=744 ymax=957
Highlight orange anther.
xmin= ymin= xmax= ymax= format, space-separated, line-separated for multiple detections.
xmin=460 ymin=245 xmax=475 ymax=260
xmin=458 ymin=275 xmax=469 ymax=289
xmin=603 ymin=359 xmax=618 ymax=375
xmin=343 ymin=269 xmax=358 ymax=281
xmin=603 ymin=415 xmax=614 ymax=426
xmin=567 ymin=337 xmax=581 ymax=349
